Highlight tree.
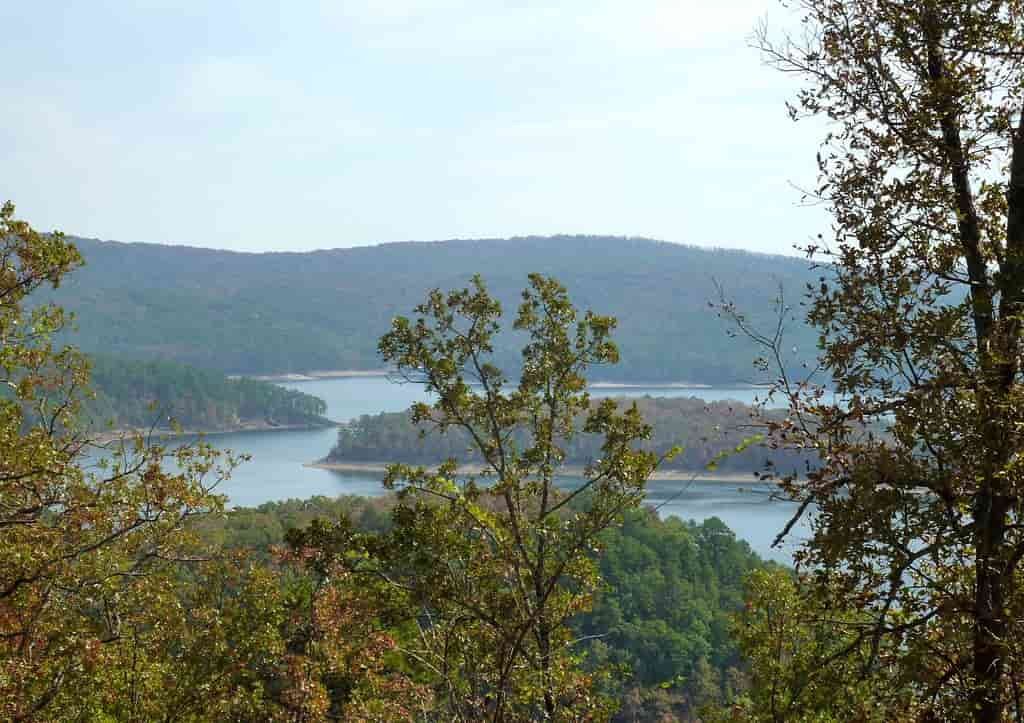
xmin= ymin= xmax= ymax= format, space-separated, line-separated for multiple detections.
xmin=297 ymin=274 xmax=674 ymax=721
xmin=0 ymin=202 xmax=236 ymax=719
xmin=730 ymin=2 xmax=1024 ymax=720
xmin=711 ymin=568 xmax=910 ymax=723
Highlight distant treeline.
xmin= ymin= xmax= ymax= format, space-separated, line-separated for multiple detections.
xmin=326 ymin=396 xmax=813 ymax=476
xmin=47 ymin=235 xmax=820 ymax=384
xmin=86 ymin=355 xmax=331 ymax=431
xmin=194 ymin=495 xmax=773 ymax=720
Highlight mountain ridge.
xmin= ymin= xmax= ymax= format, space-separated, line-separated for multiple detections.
xmin=65 ymin=232 xmax=807 ymax=262
xmin=46 ymin=234 xmax=821 ymax=383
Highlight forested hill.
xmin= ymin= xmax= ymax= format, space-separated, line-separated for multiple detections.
xmin=85 ymin=355 xmax=331 ymax=432
xmin=327 ymin=396 xmax=812 ymax=476
xmin=197 ymin=496 xmax=772 ymax=719
xmin=49 ymin=235 xmax=819 ymax=384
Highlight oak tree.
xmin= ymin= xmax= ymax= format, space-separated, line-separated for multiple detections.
xmin=0 ymin=202 xmax=235 ymax=719
xmin=313 ymin=274 xmax=674 ymax=721
xmin=737 ymin=2 xmax=1024 ymax=720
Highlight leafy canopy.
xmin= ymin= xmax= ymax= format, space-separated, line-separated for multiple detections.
xmin=293 ymin=274 xmax=676 ymax=721
xmin=722 ymin=2 xmax=1024 ymax=720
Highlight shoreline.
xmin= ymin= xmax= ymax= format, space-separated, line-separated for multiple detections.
xmin=589 ymin=382 xmax=712 ymax=389
xmin=232 ymin=370 xmax=391 ymax=382
xmin=228 ymin=369 xmax=774 ymax=389
xmin=91 ymin=420 xmax=338 ymax=445
xmin=305 ymin=460 xmax=773 ymax=485
xmin=590 ymin=382 xmax=774 ymax=390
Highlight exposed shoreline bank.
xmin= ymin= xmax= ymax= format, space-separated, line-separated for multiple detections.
xmin=305 ymin=460 xmax=771 ymax=485
xmin=233 ymin=369 xmax=775 ymax=390
xmin=233 ymin=370 xmax=391 ymax=382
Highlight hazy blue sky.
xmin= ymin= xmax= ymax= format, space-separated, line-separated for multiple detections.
xmin=2 ymin=1 xmax=827 ymax=253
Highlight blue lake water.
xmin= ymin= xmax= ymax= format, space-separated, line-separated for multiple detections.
xmin=95 ymin=377 xmax=809 ymax=562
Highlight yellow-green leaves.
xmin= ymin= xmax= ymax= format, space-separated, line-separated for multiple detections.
xmin=363 ymin=275 xmax=669 ymax=720
xmin=0 ymin=203 xmax=236 ymax=720
xmin=706 ymin=434 xmax=764 ymax=473
xmin=744 ymin=2 xmax=1024 ymax=718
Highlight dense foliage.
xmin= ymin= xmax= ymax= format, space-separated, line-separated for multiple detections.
xmin=0 ymin=202 xmax=238 ymax=719
xmin=85 ymin=354 xmax=331 ymax=431
xmin=44 ymin=235 xmax=817 ymax=384
xmin=327 ymin=396 xmax=809 ymax=476
xmin=583 ymin=510 xmax=766 ymax=721
xmin=0 ymin=203 xmax=436 ymax=721
xmin=709 ymin=568 xmax=909 ymax=722
xmin=196 ymin=496 xmax=770 ymax=721
xmin=346 ymin=272 xmax=671 ymax=720
xmin=714 ymin=1 xmax=1024 ymax=720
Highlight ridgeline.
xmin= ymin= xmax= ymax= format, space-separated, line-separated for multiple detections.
xmin=47 ymin=235 xmax=818 ymax=384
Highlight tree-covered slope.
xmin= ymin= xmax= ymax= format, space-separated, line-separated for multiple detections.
xmin=325 ymin=396 xmax=811 ymax=476
xmin=195 ymin=496 xmax=772 ymax=720
xmin=85 ymin=355 xmax=331 ymax=432
xmin=47 ymin=235 xmax=818 ymax=383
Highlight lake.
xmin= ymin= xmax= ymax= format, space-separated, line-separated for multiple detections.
xmin=98 ymin=377 xmax=809 ymax=562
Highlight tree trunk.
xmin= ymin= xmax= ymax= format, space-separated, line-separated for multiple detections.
xmin=972 ymin=489 xmax=1008 ymax=722
xmin=539 ymin=619 xmax=555 ymax=720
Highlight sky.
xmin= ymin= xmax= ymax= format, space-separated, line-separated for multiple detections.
xmin=1 ymin=1 xmax=828 ymax=254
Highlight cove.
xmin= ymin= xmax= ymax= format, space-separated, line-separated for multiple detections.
xmin=95 ymin=377 xmax=809 ymax=563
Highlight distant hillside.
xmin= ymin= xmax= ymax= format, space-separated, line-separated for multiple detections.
xmin=47 ymin=235 xmax=820 ymax=384
xmin=85 ymin=355 xmax=331 ymax=433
